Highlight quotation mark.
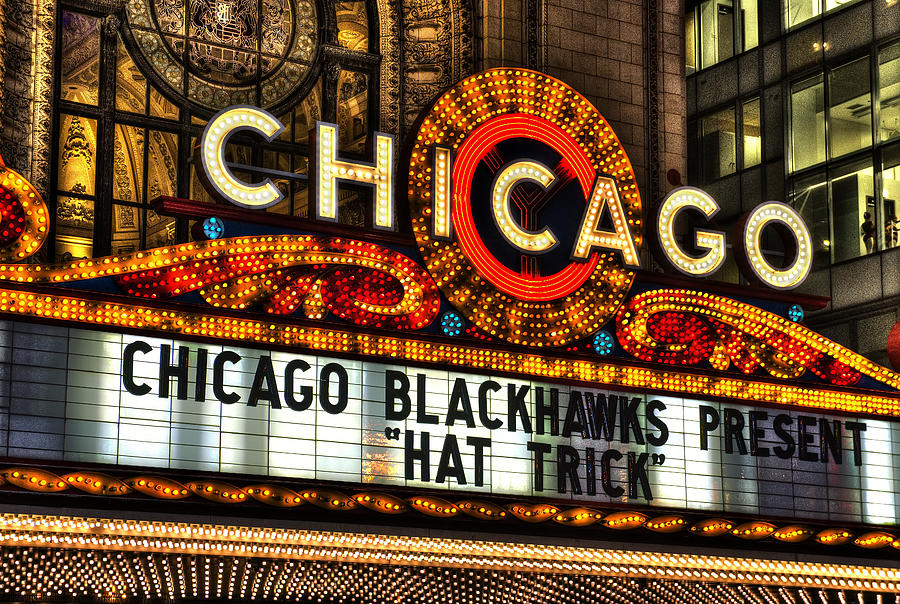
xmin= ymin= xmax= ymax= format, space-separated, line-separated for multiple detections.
xmin=384 ymin=427 xmax=400 ymax=440
xmin=651 ymin=453 xmax=666 ymax=465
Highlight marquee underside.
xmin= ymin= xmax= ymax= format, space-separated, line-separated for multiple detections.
xmin=1 ymin=512 xmax=899 ymax=603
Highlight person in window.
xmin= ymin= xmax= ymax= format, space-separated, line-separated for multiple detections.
xmin=887 ymin=211 xmax=899 ymax=248
xmin=861 ymin=212 xmax=876 ymax=254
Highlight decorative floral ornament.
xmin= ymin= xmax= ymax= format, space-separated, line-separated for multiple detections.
xmin=616 ymin=289 xmax=900 ymax=388
xmin=0 ymin=235 xmax=440 ymax=330
xmin=0 ymin=152 xmax=49 ymax=262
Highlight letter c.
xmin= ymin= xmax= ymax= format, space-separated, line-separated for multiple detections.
xmin=196 ymin=106 xmax=285 ymax=208
xmin=491 ymin=161 xmax=558 ymax=253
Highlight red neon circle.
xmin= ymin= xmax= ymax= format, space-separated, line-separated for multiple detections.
xmin=451 ymin=113 xmax=600 ymax=302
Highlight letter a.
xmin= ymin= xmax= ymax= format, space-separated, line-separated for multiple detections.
xmin=571 ymin=175 xmax=640 ymax=268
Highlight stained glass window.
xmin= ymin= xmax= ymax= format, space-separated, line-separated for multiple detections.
xmin=54 ymin=0 xmax=376 ymax=259
xmin=124 ymin=0 xmax=318 ymax=112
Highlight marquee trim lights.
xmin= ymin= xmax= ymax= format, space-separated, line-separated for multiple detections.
xmin=3 ymin=512 xmax=900 ymax=582
xmin=0 ymin=154 xmax=48 ymax=261
xmin=0 ymin=282 xmax=896 ymax=412
xmin=615 ymin=289 xmax=900 ymax=388
xmin=196 ymin=106 xmax=286 ymax=209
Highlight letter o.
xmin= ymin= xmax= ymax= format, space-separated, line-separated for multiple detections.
xmin=738 ymin=201 xmax=812 ymax=290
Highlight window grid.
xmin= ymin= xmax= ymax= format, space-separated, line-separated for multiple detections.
xmin=51 ymin=0 xmax=379 ymax=261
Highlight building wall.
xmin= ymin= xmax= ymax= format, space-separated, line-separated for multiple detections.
xmin=476 ymin=0 xmax=687 ymax=204
xmin=686 ymin=0 xmax=900 ymax=366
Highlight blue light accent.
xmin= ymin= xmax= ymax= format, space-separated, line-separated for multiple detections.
xmin=787 ymin=304 xmax=804 ymax=322
xmin=440 ymin=311 xmax=464 ymax=337
xmin=202 ymin=217 xmax=224 ymax=240
xmin=592 ymin=330 xmax=614 ymax=355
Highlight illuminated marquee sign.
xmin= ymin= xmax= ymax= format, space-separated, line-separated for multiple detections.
xmin=0 ymin=69 xmax=894 ymax=525
xmin=196 ymin=70 xmax=812 ymax=347
xmin=8 ymin=326 xmax=897 ymax=526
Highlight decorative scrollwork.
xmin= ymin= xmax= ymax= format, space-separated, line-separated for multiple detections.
xmin=616 ymin=289 xmax=900 ymax=389
xmin=0 ymin=234 xmax=440 ymax=331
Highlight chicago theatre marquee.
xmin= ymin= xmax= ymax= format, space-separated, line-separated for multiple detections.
xmin=0 ymin=0 xmax=899 ymax=601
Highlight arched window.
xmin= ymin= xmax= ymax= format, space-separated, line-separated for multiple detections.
xmin=53 ymin=0 xmax=379 ymax=260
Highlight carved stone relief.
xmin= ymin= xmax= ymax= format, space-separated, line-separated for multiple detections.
xmin=400 ymin=0 xmax=473 ymax=134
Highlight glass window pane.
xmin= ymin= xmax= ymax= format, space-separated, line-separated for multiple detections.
xmin=828 ymin=58 xmax=872 ymax=159
xmin=878 ymin=43 xmax=900 ymax=143
xmin=738 ymin=0 xmax=758 ymax=52
xmin=701 ymin=108 xmax=737 ymax=180
xmin=790 ymin=75 xmax=825 ymax=172
xmin=830 ymin=159 xmax=875 ymax=261
xmin=114 ymin=125 xmax=145 ymax=204
xmin=147 ymin=130 xmax=178 ymax=200
xmin=823 ymin=0 xmax=851 ymax=12
xmin=189 ymin=135 xmax=216 ymax=205
xmin=686 ymin=8 xmax=697 ymax=74
xmin=336 ymin=2 xmax=369 ymax=51
xmin=146 ymin=210 xmax=176 ymax=249
xmin=785 ymin=0 xmax=820 ymax=28
xmin=116 ymin=39 xmax=147 ymax=114
xmin=790 ymin=173 xmax=829 ymax=269
xmin=883 ymin=144 xmax=900 ymax=250
xmin=294 ymin=78 xmax=322 ymax=145
xmin=700 ymin=0 xmax=734 ymax=69
xmin=61 ymin=12 xmax=100 ymax=105
xmin=55 ymin=196 xmax=94 ymax=261
xmin=338 ymin=70 xmax=369 ymax=155
xmin=149 ymin=85 xmax=179 ymax=121
xmin=112 ymin=204 xmax=142 ymax=255
xmin=742 ymin=98 xmax=762 ymax=168
xmin=263 ymin=150 xmax=291 ymax=215
xmin=58 ymin=114 xmax=98 ymax=196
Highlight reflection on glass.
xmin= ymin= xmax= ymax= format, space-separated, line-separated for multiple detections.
xmin=112 ymin=204 xmax=142 ymax=255
xmin=790 ymin=75 xmax=825 ymax=172
xmin=701 ymin=108 xmax=736 ymax=180
xmin=148 ymin=130 xmax=178 ymax=200
xmin=738 ymin=0 xmax=758 ymax=52
xmin=55 ymin=196 xmax=94 ymax=261
xmin=116 ymin=39 xmax=147 ymax=114
xmin=336 ymin=2 xmax=368 ymax=51
xmin=828 ymin=58 xmax=872 ymax=159
xmin=879 ymin=43 xmax=900 ymax=143
xmin=700 ymin=0 xmax=734 ymax=69
xmin=824 ymin=0 xmax=853 ymax=12
xmin=294 ymin=79 xmax=322 ymax=145
xmin=149 ymin=85 xmax=179 ymax=120
xmin=685 ymin=8 xmax=698 ymax=74
xmin=337 ymin=70 xmax=368 ymax=155
xmin=190 ymin=136 xmax=216 ymax=204
xmin=883 ymin=144 xmax=900 ymax=249
xmin=114 ymin=125 xmax=145 ymax=204
xmin=147 ymin=210 xmax=176 ymax=249
xmin=742 ymin=98 xmax=761 ymax=168
xmin=791 ymin=173 xmax=828 ymax=269
xmin=830 ymin=160 xmax=874 ymax=261
xmin=58 ymin=114 xmax=98 ymax=195
xmin=263 ymin=150 xmax=291 ymax=214
xmin=61 ymin=12 xmax=100 ymax=105
xmin=785 ymin=0 xmax=820 ymax=28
